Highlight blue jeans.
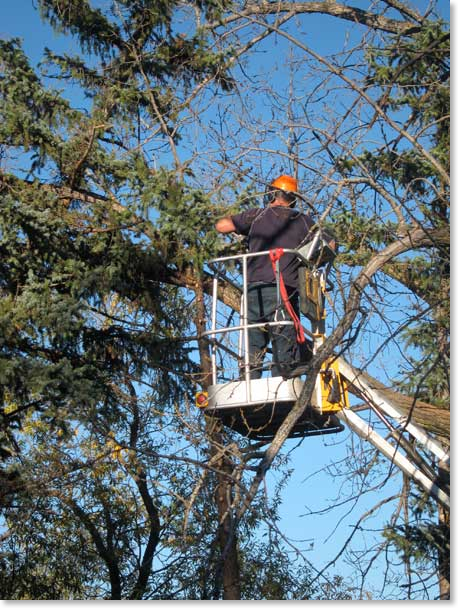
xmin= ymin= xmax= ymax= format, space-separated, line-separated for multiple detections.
xmin=246 ymin=283 xmax=306 ymax=379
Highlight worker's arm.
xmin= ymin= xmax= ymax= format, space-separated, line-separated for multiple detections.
xmin=215 ymin=217 xmax=237 ymax=233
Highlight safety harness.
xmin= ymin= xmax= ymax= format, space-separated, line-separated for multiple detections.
xmin=269 ymin=248 xmax=306 ymax=344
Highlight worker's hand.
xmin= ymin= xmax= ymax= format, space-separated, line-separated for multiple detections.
xmin=215 ymin=217 xmax=236 ymax=233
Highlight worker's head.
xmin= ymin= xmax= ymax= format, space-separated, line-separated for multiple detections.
xmin=263 ymin=174 xmax=298 ymax=207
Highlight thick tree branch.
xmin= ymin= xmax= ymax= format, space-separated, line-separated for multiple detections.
xmin=213 ymin=1 xmax=423 ymax=35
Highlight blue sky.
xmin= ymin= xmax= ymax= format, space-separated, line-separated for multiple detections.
xmin=1 ymin=1 xmax=75 ymax=61
xmin=0 ymin=1 xmax=450 ymax=600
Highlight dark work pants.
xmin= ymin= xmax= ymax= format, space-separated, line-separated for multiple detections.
xmin=246 ymin=283 xmax=305 ymax=379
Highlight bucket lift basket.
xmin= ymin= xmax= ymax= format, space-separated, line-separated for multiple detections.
xmin=198 ymin=246 xmax=348 ymax=440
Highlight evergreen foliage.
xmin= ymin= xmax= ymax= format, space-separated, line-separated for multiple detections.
xmin=0 ymin=0 xmax=449 ymax=600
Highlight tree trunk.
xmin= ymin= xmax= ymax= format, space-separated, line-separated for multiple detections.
xmin=437 ymin=462 xmax=450 ymax=599
xmin=194 ymin=279 xmax=241 ymax=600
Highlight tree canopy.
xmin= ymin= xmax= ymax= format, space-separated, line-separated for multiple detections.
xmin=0 ymin=0 xmax=449 ymax=600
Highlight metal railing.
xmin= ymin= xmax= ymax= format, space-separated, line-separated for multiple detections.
xmin=203 ymin=249 xmax=314 ymax=392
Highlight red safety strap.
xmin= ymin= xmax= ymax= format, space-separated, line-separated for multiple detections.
xmin=269 ymin=248 xmax=306 ymax=344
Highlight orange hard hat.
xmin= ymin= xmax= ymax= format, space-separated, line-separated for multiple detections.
xmin=263 ymin=174 xmax=299 ymax=207
xmin=270 ymin=174 xmax=298 ymax=193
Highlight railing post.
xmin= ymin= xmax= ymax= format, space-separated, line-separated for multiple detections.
xmin=211 ymin=274 xmax=218 ymax=385
xmin=242 ymin=255 xmax=251 ymax=402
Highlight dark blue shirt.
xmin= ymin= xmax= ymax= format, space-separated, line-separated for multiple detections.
xmin=231 ymin=207 xmax=314 ymax=287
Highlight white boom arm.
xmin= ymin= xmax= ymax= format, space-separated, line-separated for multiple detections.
xmin=338 ymin=358 xmax=449 ymax=465
xmin=336 ymin=358 xmax=450 ymax=510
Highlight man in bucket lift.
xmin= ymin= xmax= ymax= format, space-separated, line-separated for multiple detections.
xmin=215 ymin=174 xmax=316 ymax=380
